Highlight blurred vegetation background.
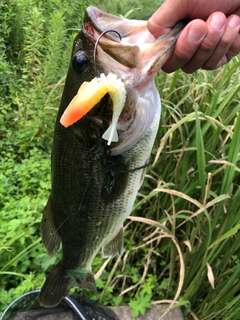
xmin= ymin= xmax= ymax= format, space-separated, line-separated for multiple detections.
xmin=0 ymin=0 xmax=239 ymax=319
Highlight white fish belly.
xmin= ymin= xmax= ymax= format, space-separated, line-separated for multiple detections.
xmin=102 ymin=100 xmax=161 ymax=246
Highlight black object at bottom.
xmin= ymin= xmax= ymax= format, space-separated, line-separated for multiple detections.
xmin=1 ymin=290 xmax=119 ymax=320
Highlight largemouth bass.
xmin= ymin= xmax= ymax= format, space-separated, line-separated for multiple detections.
xmin=38 ymin=6 xmax=184 ymax=308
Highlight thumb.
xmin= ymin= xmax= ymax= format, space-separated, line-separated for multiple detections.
xmin=147 ymin=0 xmax=189 ymax=37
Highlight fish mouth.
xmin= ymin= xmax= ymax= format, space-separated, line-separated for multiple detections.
xmin=83 ymin=6 xmax=185 ymax=74
xmin=83 ymin=7 xmax=142 ymax=69
xmin=80 ymin=7 xmax=185 ymax=155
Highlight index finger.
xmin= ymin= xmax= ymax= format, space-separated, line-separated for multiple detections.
xmin=161 ymin=20 xmax=208 ymax=73
xmin=147 ymin=1 xmax=189 ymax=37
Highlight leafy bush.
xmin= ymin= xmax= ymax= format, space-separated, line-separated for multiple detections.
xmin=0 ymin=1 xmax=239 ymax=320
xmin=0 ymin=0 xmax=88 ymax=312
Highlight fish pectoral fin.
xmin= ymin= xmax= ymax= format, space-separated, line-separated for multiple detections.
xmin=38 ymin=262 xmax=70 ymax=308
xmin=102 ymin=227 xmax=123 ymax=258
xmin=41 ymin=197 xmax=61 ymax=256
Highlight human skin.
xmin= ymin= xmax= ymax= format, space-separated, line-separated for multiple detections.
xmin=147 ymin=0 xmax=240 ymax=73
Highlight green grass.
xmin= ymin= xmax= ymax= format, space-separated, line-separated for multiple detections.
xmin=150 ymin=63 xmax=240 ymax=319
xmin=0 ymin=1 xmax=239 ymax=319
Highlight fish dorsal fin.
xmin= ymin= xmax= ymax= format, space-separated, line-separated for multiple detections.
xmin=41 ymin=197 xmax=61 ymax=256
xmin=102 ymin=227 xmax=123 ymax=258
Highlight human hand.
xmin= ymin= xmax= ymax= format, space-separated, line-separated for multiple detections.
xmin=147 ymin=0 xmax=240 ymax=73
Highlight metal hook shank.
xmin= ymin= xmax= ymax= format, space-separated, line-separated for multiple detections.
xmin=94 ymin=29 xmax=122 ymax=77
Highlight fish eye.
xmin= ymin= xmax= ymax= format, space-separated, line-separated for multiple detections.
xmin=72 ymin=52 xmax=89 ymax=74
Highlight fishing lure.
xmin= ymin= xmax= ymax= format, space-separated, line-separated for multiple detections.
xmin=60 ymin=72 xmax=127 ymax=146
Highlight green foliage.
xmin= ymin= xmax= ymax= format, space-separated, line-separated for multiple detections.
xmin=92 ymin=0 xmax=163 ymax=19
xmin=129 ymin=291 xmax=152 ymax=317
xmin=0 ymin=0 xmax=89 ymax=313
xmin=139 ymin=61 xmax=240 ymax=319
xmin=1 ymin=1 xmax=239 ymax=320
xmin=128 ymin=274 xmax=156 ymax=316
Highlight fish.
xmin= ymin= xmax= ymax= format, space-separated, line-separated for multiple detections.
xmin=38 ymin=6 xmax=184 ymax=308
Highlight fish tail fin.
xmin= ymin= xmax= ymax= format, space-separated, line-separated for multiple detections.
xmin=38 ymin=263 xmax=97 ymax=307
xmin=38 ymin=262 xmax=70 ymax=308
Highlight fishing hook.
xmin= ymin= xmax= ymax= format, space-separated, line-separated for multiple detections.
xmin=94 ymin=29 xmax=122 ymax=77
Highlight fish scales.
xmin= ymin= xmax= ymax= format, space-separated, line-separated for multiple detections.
xmin=38 ymin=6 xmax=185 ymax=307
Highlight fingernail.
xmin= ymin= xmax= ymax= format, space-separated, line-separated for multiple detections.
xmin=187 ymin=26 xmax=205 ymax=42
xmin=228 ymin=16 xmax=240 ymax=28
xmin=209 ymin=14 xmax=225 ymax=30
